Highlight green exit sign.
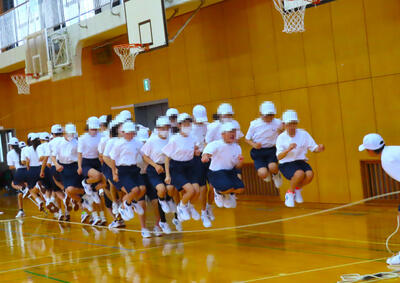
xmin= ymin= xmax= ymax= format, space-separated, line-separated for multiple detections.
xmin=143 ymin=78 xmax=151 ymax=92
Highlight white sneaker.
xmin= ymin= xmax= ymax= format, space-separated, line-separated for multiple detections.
xmin=159 ymin=199 xmax=170 ymax=214
xmin=91 ymin=192 xmax=101 ymax=204
xmin=22 ymin=187 xmax=30 ymax=199
xmin=295 ymin=189 xmax=303 ymax=203
xmin=224 ymin=194 xmax=237 ymax=208
xmin=132 ymin=202 xmax=144 ymax=215
xmin=58 ymin=213 xmax=64 ymax=221
xmin=285 ymin=192 xmax=295 ymax=207
xmin=188 ymin=203 xmax=200 ymax=220
xmin=168 ymin=200 xmax=177 ymax=213
xmin=112 ymin=202 xmax=120 ymax=216
xmin=82 ymin=180 xmax=93 ymax=195
xmin=206 ymin=204 xmax=215 ymax=221
xmin=81 ymin=211 xmax=90 ymax=223
xmin=201 ymin=210 xmax=212 ymax=228
xmin=272 ymin=172 xmax=283 ymax=188
xmin=159 ymin=221 xmax=171 ymax=234
xmin=16 ymin=210 xmax=25 ymax=218
xmin=108 ymin=220 xmax=120 ymax=229
xmin=92 ymin=216 xmax=102 ymax=226
xmin=213 ymin=189 xmax=225 ymax=208
xmin=387 ymin=253 xmax=400 ymax=265
xmin=263 ymin=174 xmax=271 ymax=183
xmin=177 ymin=202 xmax=191 ymax=221
xmin=172 ymin=217 xmax=182 ymax=232
xmin=141 ymin=228 xmax=151 ymax=238
xmin=98 ymin=189 xmax=104 ymax=197
xmin=118 ymin=201 xmax=134 ymax=221
xmin=153 ymin=226 xmax=163 ymax=237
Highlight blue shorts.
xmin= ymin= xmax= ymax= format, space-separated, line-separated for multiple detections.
xmin=82 ymin=158 xmax=101 ymax=178
xmin=102 ymin=163 xmax=121 ymax=188
xmin=104 ymin=193 xmax=112 ymax=208
xmin=27 ymin=166 xmax=41 ymax=189
xmin=146 ymin=164 xmax=166 ymax=188
xmin=279 ymin=160 xmax=312 ymax=180
xmin=14 ymin=167 xmax=27 ymax=185
xmin=139 ymin=174 xmax=158 ymax=201
xmin=193 ymin=156 xmax=209 ymax=186
xmin=250 ymin=146 xmax=278 ymax=170
xmin=170 ymin=159 xmax=197 ymax=191
xmin=50 ymin=166 xmax=62 ymax=183
xmin=41 ymin=166 xmax=60 ymax=192
xmin=117 ymin=165 xmax=145 ymax=193
xmin=207 ymin=169 xmax=244 ymax=192
xmin=60 ymin=162 xmax=84 ymax=188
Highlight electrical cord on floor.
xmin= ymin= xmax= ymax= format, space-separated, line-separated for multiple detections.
xmin=386 ymin=215 xmax=400 ymax=254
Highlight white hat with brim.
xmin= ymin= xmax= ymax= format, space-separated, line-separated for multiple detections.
xmin=40 ymin=132 xmax=50 ymax=140
xmin=87 ymin=116 xmax=100 ymax=130
xmin=260 ymin=101 xmax=277 ymax=115
xmin=51 ymin=124 xmax=63 ymax=134
xmin=282 ymin=110 xmax=299 ymax=124
xmin=19 ymin=141 xmax=26 ymax=148
xmin=122 ymin=121 xmax=136 ymax=133
xmin=221 ymin=122 xmax=236 ymax=133
xmin=99 ymin=115 xmax=108 ymax=124
xmin=156 ymin=116 xmax=170 ymax=127
xmin=65 ymin=124 xmax=77 ymax=134
xmin=193 ymin=105 xmax=208 ymax=123
xmin=177 ymin=113 xmax=192 ymax=124
xmin=166 ymin=108 xmax=179 ymax=117
xmin=8 ymin=137 xmax=19 ymax=146
xmin=359 ymin=133 xmax=385 ymax=151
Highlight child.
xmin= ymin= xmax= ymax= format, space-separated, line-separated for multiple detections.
xmin=202 ymin=122 xmax=245 ymax=208
xmin=276 ymin=110 xmax=324 ymax=207
xmin=245 ymin=101 xmax=284 ymax=187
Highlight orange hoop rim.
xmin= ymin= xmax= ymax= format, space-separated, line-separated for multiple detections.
xmin=113 ymin=43 xmax=150 ymax=50
xmin=12 ymin=73 xmax=40 ymax=79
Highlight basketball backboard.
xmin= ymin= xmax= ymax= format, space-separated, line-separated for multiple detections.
xmin=124 ymin=0 xmax=168 ymax=51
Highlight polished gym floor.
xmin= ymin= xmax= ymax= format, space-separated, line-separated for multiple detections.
xmin=0 ymin=192 xmax=398 ymax=282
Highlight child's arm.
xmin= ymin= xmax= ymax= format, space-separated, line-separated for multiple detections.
xmin=164 ymin=157 xmax=171 ymax=185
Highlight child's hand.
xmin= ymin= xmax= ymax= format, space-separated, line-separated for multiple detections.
xmin=165 ymin=175 xmax=171 ymax=185
xmin=254 ymin=143 xmax=262 ymax=149
xmin=155 ymin=164 xmax=164 ymax=174
xmin=288 ymin=143 xmax=297 ymax=151
xmin=201 ymin=155 xmax=210 ymax=163
xmin=238 ymin=155 xmax=244 ymax=162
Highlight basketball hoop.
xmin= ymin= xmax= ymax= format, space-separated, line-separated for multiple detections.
xmin=10 ymin=74 xmax=38 ymax=95
xmin=113 ymin=44 xmax=149 ymax=71
xmin=273 ymin=0 xmax=321 ymax=33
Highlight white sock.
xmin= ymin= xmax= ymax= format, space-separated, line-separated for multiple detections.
xmin=35 ymin=197 xmax=42 ymax=204
xmin=100 ymin=211 xmax=105 ymax=218
xmin=92 ymin=211 xmax=98 ymax=218
xmin=65 ymin=210 xmax=70 ymax=216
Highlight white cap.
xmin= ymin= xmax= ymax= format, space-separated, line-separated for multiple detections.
xmin=221 ymin=122 xmax=236 ymax=133
xmin=65 ymin=123 xmax=77 ymax=134
xmin=260 ymin=101 xmax=277 ymax=115
xmin=28 ymin=133 xmax=35 ymax=140
xmin=30 ymin=133 xmax=40 ymax=140
xmin=156 ymin=116 xmax=170 ymax=127
xmin=282 ymin=110 xmax=299 ymax=124
xmin=119 ymin=110 xmax=132 ymax=122
xmin=99 ymin=115 xmax=108 ymax=124
xmin=193 ymin=105 xmax=208 ymax=123
xmin=359 ymin=133 xmax=385 ymax=151
xmin=115 ymin=114 xmax=125 ymax=124
xmin=108 ymin=120 xmax=116 ymax=130
xmin=217 ymin=103 xmax=234 ymax=115
xmin=51 ymin=124 xmax=63 ymax=134
xmin=177 ymin=113 xmax=192 ymax=123
xmin=87 ymin=116 xmax=100 ymax=130
xmin=122 ymin=121 xmax=136 ymax=133
xmin=166 ymin=108 xmax=179 ymax=117
xmin=8 ymin=137 xmax=19 ymax=146
xmin=40 ymin=132 xmax=50 ymax=141
xmin=137 ymin=128 xmax=149 ymax=142
xmin=19 ymin=141 xmax=26 ymax=148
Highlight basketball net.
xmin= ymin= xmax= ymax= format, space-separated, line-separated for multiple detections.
xmin=11 ymin=74 xmax=33 ymax=95
xmin=114 ymin=44 xmax=148 ymax=71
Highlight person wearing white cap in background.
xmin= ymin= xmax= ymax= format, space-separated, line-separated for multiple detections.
xmin=246 ymin=101 xmax=284 ymax=188
xmin=191 ymin=105 xmax=214 ymax=228
xmin=276 ymin=110 xmax=325 ymax=208
xmin=358 ymin=133 xmax=400 ymax=265
xmin=166 ymin=108 xmax=179 ymax=134
xmin=110 ymin=121 xmax=146 ymax=223
xmin=162 ymin=113 xmax=201 ymax=223
xmin=142 ymin=116 xmax=181 ymax=232
xmin=202 ymin=122 xmax=245 ymax=209
xmin=7 ymin=137 xmax=27 ymax=218
xmin=99 ymin=115 xmax=110 ymax=135
xmin=78 ymin=116 xmax=107 ymax=226
xmin=37 ymin=132 xmax=67 ymax=220
xmin=119 ymin=110 xmax=132 ymax=123
xmin=21 ymin=133 xmax=46 ymax=211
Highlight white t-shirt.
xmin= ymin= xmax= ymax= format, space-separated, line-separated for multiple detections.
xmin=141 ymin=135 xmax=169 ymax=164
xmin=162 ymin=134 xmax=195 ymax=162
xmin=245 ymin=118 xmax=282 ymax=148
xmin=110 ymin=138 xmax=142 ymax=166
xmin=55 ymin=138 xmax=79 ymax=164
xmin=206 ymin=120 xmax=244 ymax=143
xmin=98 ymin=135 xmax=110 ymax=155
xmin=203 ymin=140 xmax=242 ymax=171
xmin=103 ymin=137 xmax=120 ymax=158
xmin=191 ymin=123 xmax=208 ymax=152
xmin=37 ymin=142 xmax=51 ymax=165
xmin=78 ymin=132 xmax=102 ymax=159
xmin=49 ymin=136 xmax=64 ymax=160
xmin=276 ymin=129 xmax=318 ymax=164
xmin=22 ymin=146 xmax=41 ymax=166
xmin=7 ymin=150 xmax=25 ymax=169
xmin=381 ymin=146 xmax=400 ymax=182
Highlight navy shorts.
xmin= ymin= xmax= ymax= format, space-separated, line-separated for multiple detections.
xmin=146 ymin=164 xmax=166 ymax=188
xmin=41 ymin=166 xmax=60 ymax=192
xmin=250 ymin=146 xmax=278 ymax=170
xmin=193 ymin=156 xmax=209 ymax=186
xmin=117 ymin=165 xmax=145 ymax=193
xmin=279 ymin=160 xmax=312 ymax=180
xmin=102 ymin=163 xmax=121 ymax=188
xmin=104 ymin=193 xmax=112 ymax=208
xmin=207 ymin=169 xmax=244 ymax=192
xmin=50 ymin=166 xmax=62 ymax=183
xmin=14 ymin=167 xmax=27 ymax=185
xmin=60 ymin=162 xmax=84 ymax=188
xmin=139 ymin=174 xmax=158 ymax=201
xmin=170 ymin=159 xmax=197 ymax=191
xmin=82 ymin=158 xmax=102 ymax=178
xmin=27 ymin=166 xmax=41 ymax=189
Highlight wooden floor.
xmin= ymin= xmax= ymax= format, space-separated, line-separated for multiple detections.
xmin=0 ymin=192 xmax=399 ymax=283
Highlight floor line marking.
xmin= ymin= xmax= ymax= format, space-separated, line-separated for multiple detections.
xmin=24 ymin=270 xmax=70 ymax=283
xmin=239 ymin=257 xmax=388 ymax=282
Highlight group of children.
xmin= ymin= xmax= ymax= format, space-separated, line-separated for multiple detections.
xmin=6 ymin=101 xmax=325 ymax=237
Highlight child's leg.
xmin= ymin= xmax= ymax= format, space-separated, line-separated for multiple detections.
xmin=155 ymin=184 xmax=167 ymax=199
xmin=191 ymin=183 xmax=200 ymax=202
xmin=181 ymin=184 xmax=195 ymax=205
xmin=289 ymin=170 xmax=306 ymax=193
xmin=257 ymin=167 xmax=269 ymax=179
xmin=138 ymin=200 xmax=147 ymax=228
xmin=199 ymin=185 xmax=207 ymax=211
xmin=299 ymin=170 xmax=314 ymax=187
xmin=17 ymin=193 xmax=23 ymax=210
xmin=268 ymin=162 xmax=279 ymax=175
xmin=151 ymin=199 xmax=161 ymax=226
